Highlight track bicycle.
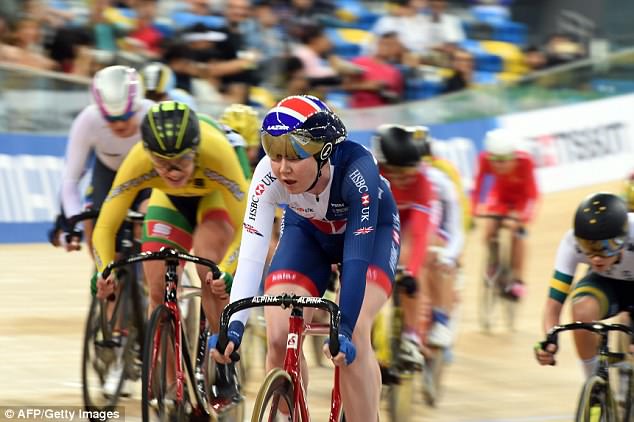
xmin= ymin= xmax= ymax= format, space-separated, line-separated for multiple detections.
xmin=77 ymin=209 xmax=147 ymax=419
xmin=476 ymin=214 xmax=522 ymax=332
xmin=102 ymin=248 xmax=244 ymax=422
xmin=542 ymin=317 xmax=634 ymax=422
xmin=372 ymin=267 xmax=420 ymax=422
xmin=217 ymin=293 xmax=343 ymax=422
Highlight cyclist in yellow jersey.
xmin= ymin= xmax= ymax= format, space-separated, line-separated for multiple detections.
xmin=93 ymin=101 xmax=248 ymax=335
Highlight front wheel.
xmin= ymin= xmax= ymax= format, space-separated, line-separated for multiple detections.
xmin=142 ymin=305 xmax=194 ymax=422
xmin=387 ymin=371 xmax=415 ymax=422
xmin=251 ymin=368 xmax=295 ymax=422
xmin=575 ymin=375 xmax=618 ymax=422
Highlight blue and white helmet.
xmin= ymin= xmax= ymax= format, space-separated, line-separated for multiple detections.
xmin=261 ymin=95 xmax=347 ymax=162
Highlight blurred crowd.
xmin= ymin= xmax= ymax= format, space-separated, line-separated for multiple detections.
xmin=0 ymin=0 xmax=589 ymax=108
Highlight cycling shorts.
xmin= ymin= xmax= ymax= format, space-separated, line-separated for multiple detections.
xmin=571 ymin=272 xmax=634 ymax=319
xmin=265 ymin=210 xmax=396 ymax=298
xmin=141 ymin=189 xmax=231 ymax=253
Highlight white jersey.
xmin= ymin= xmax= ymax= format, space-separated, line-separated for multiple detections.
xmin=554 ymin=213 xmax=634 ymax=281
xmin=425 ymin=166 xmax=464 ymax=262
xmin=60 ymin=100 xmax=154 ymax=218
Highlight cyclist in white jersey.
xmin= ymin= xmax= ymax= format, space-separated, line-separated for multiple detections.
xmin=59 ymin=65 xmax=153 ymax=252
xmin=535 ymin=193 xmax=633 ymax=378
xmin=424 ymin=164 xmax=464 ymax=347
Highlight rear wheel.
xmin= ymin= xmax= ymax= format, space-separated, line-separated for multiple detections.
xmin=251 ymin=368 xmax=295 ymax=422
xmin=575 ymin=375 xmax=618 ymax=422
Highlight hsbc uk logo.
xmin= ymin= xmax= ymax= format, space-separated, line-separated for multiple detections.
xmin=255 ymin=184 xmax=266 ymax=195
xmin=361 ymin=193 xmax=370 ymax=207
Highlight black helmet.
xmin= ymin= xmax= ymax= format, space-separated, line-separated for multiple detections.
xmin=372 ymin=124 xmax=426 ymax=167
xmin=141 ymin=101 xmax=200 ymax=158
xmin=574 ymin=192 xmax=629 ymax=256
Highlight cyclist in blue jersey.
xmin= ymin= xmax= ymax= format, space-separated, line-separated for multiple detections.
xmin=210 ymin=95 xmax=400 ymax=422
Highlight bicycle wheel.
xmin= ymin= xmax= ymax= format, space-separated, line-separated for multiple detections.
xmin=478 ymin=240 xmax=500 ymax=332
xmin=82 ymin=276 xmax=139 ymax=419
xmin=387 ymin=371 xmax=415 ymax=422
xmin=251 ymin=368 xmax=295 ymax=422
xmin=142 ymin=304 xmax=193 ymax=422
xmin=422 ymin=347 xmax=446 ymax=407
xmin=498 ymin=228 xmax=517 ymax=332
xmin=575 ymin=375 xmax=618 ymax=422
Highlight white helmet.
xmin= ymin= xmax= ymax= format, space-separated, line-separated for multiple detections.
xmin=91 ymin=65 xmax=143 ymax=120
xmin=484 ymin=128 xmax=519 ymax=156
xmin=140 ymin=62 xmax=175 ymax=95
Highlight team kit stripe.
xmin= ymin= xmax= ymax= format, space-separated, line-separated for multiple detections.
xmin=549 ymin=278 xmax=572 ymax=295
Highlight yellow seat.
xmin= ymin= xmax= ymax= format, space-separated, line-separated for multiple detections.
xmin=337 ymin=28 xmax=373 ymax=45
xmin=480 ymin=40 xmax=526 ymax=74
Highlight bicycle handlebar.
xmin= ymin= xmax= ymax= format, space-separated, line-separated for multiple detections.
xmin=545 ymin=321 xmax=634 ymax=347
xmin=101 ymin=248 xmax=221 ymax=280
xmin=67 ymin=209 xmax=145 ymax=232
xmin=217 ymin=294 xmax=342 ymax=358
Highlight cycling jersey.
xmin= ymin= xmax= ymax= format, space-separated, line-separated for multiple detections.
xmin=549 ymin=213 xmax=634 ymax=306
xmin=92 ymin=118 xmax=248 ymax=274
xmin=426 ymin=165 xmax=464 ymax=263
xmin=428 ymin=156 xmax=471 ymax=232
xmin=61 ymin=100 xmax=154 ymax=218
xmin=379 ymin=164 xmax=435 ymax=278
xmin=229 ymin=141 xmax=400 ymax=338
xmin=471 ymin=151 xmax=538 ymax=223
xmin=197 ymin=114 xmax=252 ymax=180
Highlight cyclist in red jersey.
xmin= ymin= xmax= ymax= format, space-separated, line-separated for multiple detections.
xmin=373 ymin=124 xmax=437 ymax=368
xmin=471 ymin=128 xmax=539 ymax=299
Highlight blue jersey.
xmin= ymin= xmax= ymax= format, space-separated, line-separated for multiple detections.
xmin=229 ymin=141 xmax=400 ymax=337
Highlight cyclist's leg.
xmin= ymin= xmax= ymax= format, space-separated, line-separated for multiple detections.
xmin=340 ymin=276 xmax=389 ymax=422
xmin=570 ymin=273 xmax=617 ymax=378
xmin=339 ymin=217 xmax=397 ymax=422
xmin=426 ymin=236 xmax=456 ymax=348
xmin=263 ymin=217 xmax=330 ymax=389
xmin=194 ymin=191 xmax=235 ymax=332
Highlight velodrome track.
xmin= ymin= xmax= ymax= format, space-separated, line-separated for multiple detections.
xmin=0 ymin=180 xmax=622 ymax=422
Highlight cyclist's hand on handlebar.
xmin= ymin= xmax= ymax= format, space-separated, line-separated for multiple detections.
xmin=64 ymin=230 xmax=82 ymax=252
xmin=323 ymin=334 xmax=357 ymax=366
xmin=205 ymin=271 xmax=230 ymax=300
xmin=534 ymin=341 xmax=558 ymax=366
xmin=96 ymin=272 xmax=116 ymax=299
xmin=210 ymin=336 xmax=236 ymax=364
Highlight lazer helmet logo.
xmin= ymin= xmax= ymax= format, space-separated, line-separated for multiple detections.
xmin=267 ymin=124 xmax=289 ymax=131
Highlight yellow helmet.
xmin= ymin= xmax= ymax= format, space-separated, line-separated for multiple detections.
xmin=625 ymin=172 xmax=634 ymax=212
xmin=219 ymin=104 xmax=260 ymax=148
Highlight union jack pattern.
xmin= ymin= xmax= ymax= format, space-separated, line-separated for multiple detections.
xmin=262 ymin=95 xmax=330 ymax=136
xmin=354 ymin=226 xmax=374 ymax=236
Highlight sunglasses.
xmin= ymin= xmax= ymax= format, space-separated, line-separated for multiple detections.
xmin=149 ymin=150 xmax=195 ymax=171
xmin=576 ymin=237 xmax=626 ymax=258
xmin=103 ymin=110 xmax=136 ymax=123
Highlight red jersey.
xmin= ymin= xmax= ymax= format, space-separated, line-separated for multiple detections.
xmin=471 ymin=151 xmax=539 ymax=222
xmin=380 ymin=165 xmax=436 ymax=277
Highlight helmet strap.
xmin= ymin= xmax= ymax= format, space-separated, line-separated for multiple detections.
xmin=305 ymin=156 xmax=329 ymax=200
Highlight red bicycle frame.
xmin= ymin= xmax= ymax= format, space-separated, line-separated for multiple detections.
xmin=283 ymin=312 xmax=342 ymax=422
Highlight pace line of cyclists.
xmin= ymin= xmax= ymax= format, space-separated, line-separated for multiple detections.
xmin=49 ymin=63 xmax=634 ymax=420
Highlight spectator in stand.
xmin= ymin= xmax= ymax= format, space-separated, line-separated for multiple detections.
xmin=443 ymin=47 xmax=474 ymax=93
xmin=248 ymin=0 xmax=287 ymax=87
xmin=346 ymin=31 xmax=404 ymax=108
xmin=0 ymin=16 xmax=57 ymax=70
xmin=276 ymin=55 xmax=311 ymax=98
xmin=425 ymin=0 xmax=466 ymax=54
xmin=121 ymin=0 xmax=164 ymax=59
xmin=522 ymin=45 xmax=547 ymax=72
xmin=370 ymin=0 xmax=430 ymax=57
xmin=544 ymin=33 xmax=586 ymax=68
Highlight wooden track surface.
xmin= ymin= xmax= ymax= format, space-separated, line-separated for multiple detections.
xmin=0 ymin=180 xmax=622 ymax=422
